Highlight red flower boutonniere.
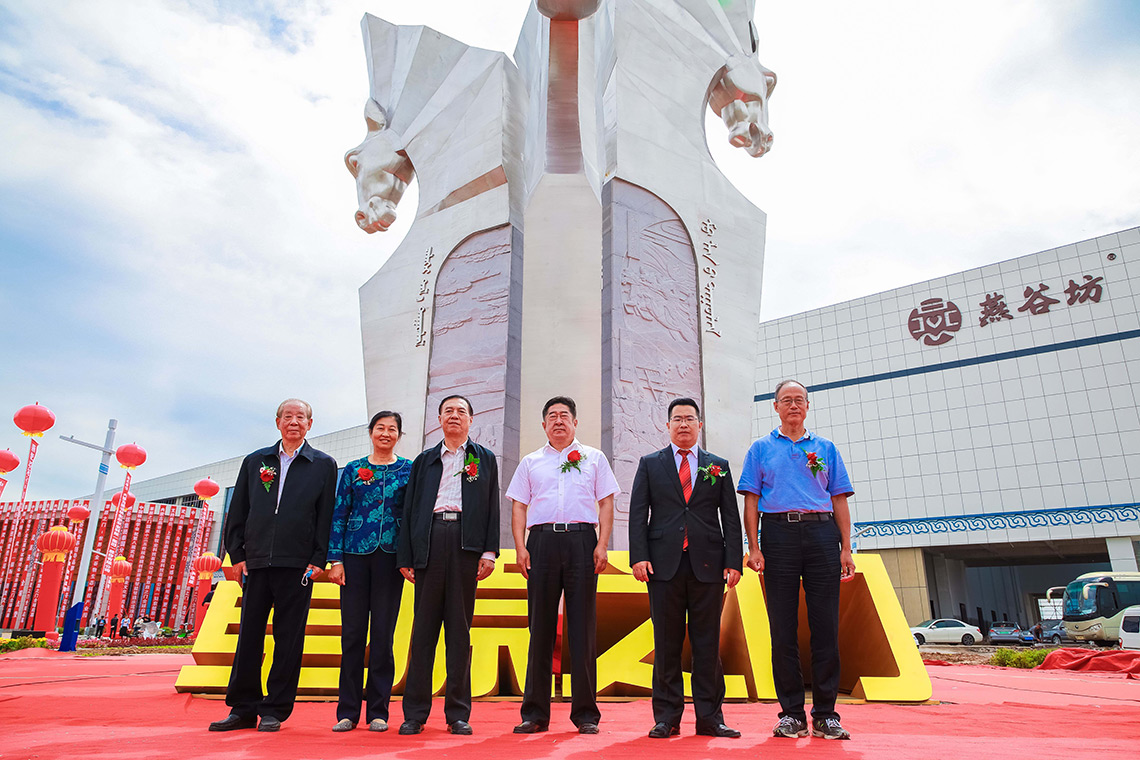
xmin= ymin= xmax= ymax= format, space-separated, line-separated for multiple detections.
xmin=697 ymin=463 xmax=724 ymax=484
xmin=800 ymin=448 xmax=826 ymax=476
xmin=259 ymin=464 xmax=277 ymax=493
xmin=357 ymin=466 xmax=375 ymax=485
xmin=560 ymin=449 xmax=585 ymax=473
xmin=455 ymin=452 xmax=480 ymax=482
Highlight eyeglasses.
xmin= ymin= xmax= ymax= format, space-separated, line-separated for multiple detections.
xmin=669 ymin=416 xmax=700 ymax=424
xmin=776 ymin=397 xmax=808 ymax=407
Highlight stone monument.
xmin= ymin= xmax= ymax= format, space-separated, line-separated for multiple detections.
xmin=346 ymin=0 xmax=775 ymax=547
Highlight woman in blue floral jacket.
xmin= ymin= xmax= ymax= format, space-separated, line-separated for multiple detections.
xmin=327 ymin=411 xmax=413 ymax=733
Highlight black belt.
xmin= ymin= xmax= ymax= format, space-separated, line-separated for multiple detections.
xmin=763 ymin=511 xmax=833 ymax=523
xmin=529 ymin=522 xmax=595 ymax=532
xmin=433 ymin=511 xmax=461 ymax=522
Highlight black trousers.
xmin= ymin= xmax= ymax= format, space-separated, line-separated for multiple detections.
xmin=520 ymin=527 xmax=600 ymax=727
xmin=647 ymin=551 xmax=726 ymax=729
xmin=402 ymin=518 xmax=480 ymax=724
xmin=760 ymin=516 xmax=842 ymax=722
xmin=226 ymin=566 xmax=313 ymax=721
xmin=337 ymin=549 xmax=403 ymax=723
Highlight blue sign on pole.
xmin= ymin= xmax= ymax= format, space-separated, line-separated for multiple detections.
xmin=99 ymin=463 xmax=109 ymax=475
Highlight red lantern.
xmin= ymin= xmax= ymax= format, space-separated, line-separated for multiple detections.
xmin=37 ymin=525 xmax=77 ymax=557
xmin=192 ymin=552 xmax=223 ymax=578
xmin=0 ymin=448 xmax=19 ymax=474
xmin=109 ymin=556 xmax=133 ymax=580
xmin=13 ymin=403 xmax=56 ymax=437
xmin=110 ymin=491 xmax=137 ymax=509
xmin=67 ymin=504 xmax=91 ymax=523
xmin=193 ymin=477 xmax=220 ymax=503
xmin=115 ymin=443 xmax=147 ymax=470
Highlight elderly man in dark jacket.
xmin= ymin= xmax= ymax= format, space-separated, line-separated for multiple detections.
xmin=208 ymin=398 xmax=337 ymax=733
xmin=396 ymin=394 xmax=499 ymax=736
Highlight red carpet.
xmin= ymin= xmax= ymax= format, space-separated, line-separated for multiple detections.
xmin=1038 ymin=647 xmax=1140 ymax=675
xmin=2 ymin=650 xmax=1138 ymax=760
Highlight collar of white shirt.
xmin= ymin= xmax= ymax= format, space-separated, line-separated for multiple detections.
xmin=543 ymin=438 xmax=582 ymax=458
xmin=670 ymin=442 xmax=701 ymax=458
xmin=441 ymin=439 xmax=468 ymax=458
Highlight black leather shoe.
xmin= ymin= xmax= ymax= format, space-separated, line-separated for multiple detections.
xmin=578 ymin=722 xmax=600 ymax=734
xmin=648 ymin=722 xmax=679 ymax=738
xmin=514 ymin=720 xmax=549 ymax=734
xmin=208 ymin=714 xmax=257 ymax=732
xmin=398 ymin=720 xmax=424 ymax=735
xmin=448 ymin=720 xmax=473 ymax=735
xmin=257 ymin=716 xmax=281 ymax=732
xmin=696 ymin=723 xmax=741 ymax=738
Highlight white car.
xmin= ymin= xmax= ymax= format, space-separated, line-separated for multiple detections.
xmin=910 ymin=618 xmax=984 ymax=646
xmin=1120 ymin=605 xmax=1140 ymax=651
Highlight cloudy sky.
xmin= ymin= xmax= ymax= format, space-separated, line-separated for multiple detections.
xmin=2 ymin=0 xmax=1138 ymax=499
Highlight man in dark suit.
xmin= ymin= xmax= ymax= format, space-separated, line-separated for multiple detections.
xmin=396 ymin=394 xmax=499 ymax=736
xmin=629 ymin=397 xmax=743 ymax=739
xmin=208 ymin=398 xmax=337 ymax=733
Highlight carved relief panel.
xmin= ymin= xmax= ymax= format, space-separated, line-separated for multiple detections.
xmin=603 ymin=180 xmax=703 ymax=541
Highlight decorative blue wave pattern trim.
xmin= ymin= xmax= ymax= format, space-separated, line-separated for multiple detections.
xmin=855 ymin=504 xmax=1140 ymax=538
xmin=754 ymin=329 xmax=1140 ymax=402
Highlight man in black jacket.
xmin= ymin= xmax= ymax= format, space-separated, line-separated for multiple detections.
xmin=629 ymin=397 xmax=743 ymax=739
xmin=208 ymin=398 xmax=337 ymax=733
xmin=396 ymin=394 xmax=499 ymax=736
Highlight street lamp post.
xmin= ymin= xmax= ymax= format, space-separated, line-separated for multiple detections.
xmin=58 ymin=420 xmax=117 ymax=652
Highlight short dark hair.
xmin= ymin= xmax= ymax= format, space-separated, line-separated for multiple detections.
xmin=667 ymin=397 xmax=701 ymax=419
xmin=543 ymin=396 xmax=577 ymax=418
xmin=368 ymin=410 xmax=403 ymax=435
xmin=774 ymin=380 xmax=807 ymax=400
xmin=438 ymin=394 xmax=474 ymax=416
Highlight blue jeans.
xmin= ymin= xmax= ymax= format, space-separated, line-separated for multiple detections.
xmin=760 ymin=516 xmax=841 ymax=722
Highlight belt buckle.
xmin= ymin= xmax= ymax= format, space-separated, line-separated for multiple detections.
xmin=553 ymin=522 xmax=569 ymax=533
xmin=786 ymin=512 xmax=802 ymax=523
xmin=443 ymin=511 xmax=459 ymax=522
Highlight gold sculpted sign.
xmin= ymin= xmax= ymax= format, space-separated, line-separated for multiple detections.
xmin=175 ymin=551 xmax=930 ymax=702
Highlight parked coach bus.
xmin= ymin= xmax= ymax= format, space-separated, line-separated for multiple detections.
xmin=1048 ymin=572 xmax=1140 ymax=645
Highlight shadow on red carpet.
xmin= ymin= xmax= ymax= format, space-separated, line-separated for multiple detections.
xmin=1 ymin=650 xmax=1137 ymax=760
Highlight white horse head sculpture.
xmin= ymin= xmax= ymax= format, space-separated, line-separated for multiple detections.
xmin=345 ymin=16 xmax=520 ymax=234
xmin=345 ymin=100 xmax=415 ymax=233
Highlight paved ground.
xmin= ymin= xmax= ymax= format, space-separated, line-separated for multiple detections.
xmin=1 ymin=649 xmax=1137 ymax=760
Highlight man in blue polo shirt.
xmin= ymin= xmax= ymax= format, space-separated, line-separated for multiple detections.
xmin=739 ymin=379 xmax=855 ymax=741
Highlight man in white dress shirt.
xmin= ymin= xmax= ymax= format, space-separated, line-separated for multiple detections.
xmin=507 ymin=396 xmax=619 ymax=735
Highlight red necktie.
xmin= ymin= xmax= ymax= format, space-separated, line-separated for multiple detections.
xmin=678 ymin=449 xmax=692 ymax=550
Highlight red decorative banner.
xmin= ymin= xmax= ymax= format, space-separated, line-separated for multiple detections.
xmin=144 ymin=504 xmax=165 ymax=618
xmin=15 ymin=505 xmax=50 ymax=628
xmin=2 ymin=504 xmax=39 ymax=626
xmin=128 ymin=504 xmax=156 ymax=620
xmin=0 ymin=477 xmax=6 ymax=499
xmin=153 ymin=506 xmax=177 ymax=625
xmin=23 ymin=502 xmax=60 ymax=629
xmin=19 ymin=439 xmax=38 ymax=504
xmin=0 ymin=438 xmax=39 ymax=624
xmin=101 ymin=472 xmax=133 ymax=576
xmin=159 ymin=504 xmax=189 ymax=625
xmin=177 ymin=510 xmax=211 ymax=626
